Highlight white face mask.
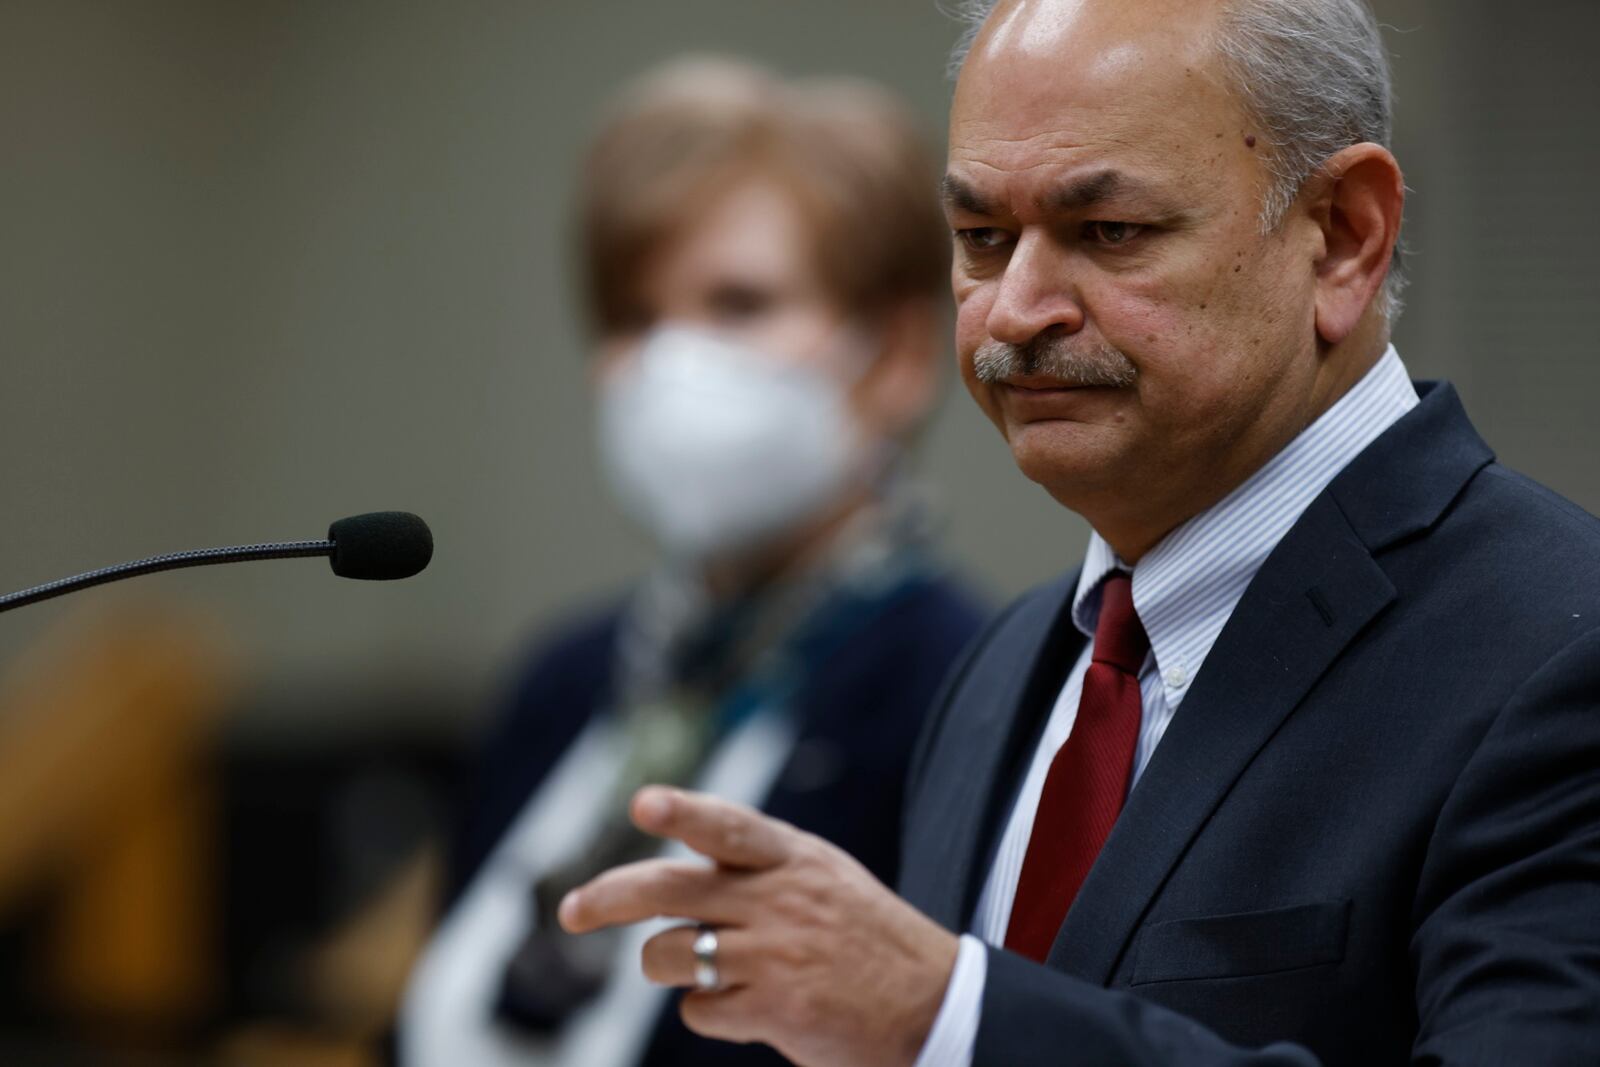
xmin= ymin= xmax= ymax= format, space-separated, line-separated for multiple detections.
xmin=597 ymin=323 xmax=869 ymax=561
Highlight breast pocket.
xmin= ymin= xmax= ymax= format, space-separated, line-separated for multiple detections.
xmin=1130 ymin=899 xmax=1350 ymax=985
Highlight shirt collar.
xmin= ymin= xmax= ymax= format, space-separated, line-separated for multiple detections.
xmin=1072 ymin=345 xmax=1420 ymax=701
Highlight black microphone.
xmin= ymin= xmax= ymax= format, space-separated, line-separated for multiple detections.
xmin=0 ymin=511 xmax=433 ymax=615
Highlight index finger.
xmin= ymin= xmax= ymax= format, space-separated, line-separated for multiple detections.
xmin=632 ymin=786 xmax=794 ymax=870
xmin=557 ymin=857 xmax=748 ymax=934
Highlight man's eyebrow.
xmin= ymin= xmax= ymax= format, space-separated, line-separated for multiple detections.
xmin=1045 ymin=170 xmax=1135 ymax=212
xmin=941 ymin=174 xmax=995 ymax=216
xmin=944 ymin=170 xmax=1164 ymax=218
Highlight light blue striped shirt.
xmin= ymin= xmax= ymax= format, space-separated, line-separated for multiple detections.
xmin=916 ymin=346 xmax=1420 ymax=1065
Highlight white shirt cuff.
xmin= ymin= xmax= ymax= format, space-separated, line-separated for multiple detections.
xmin=912 ymin=934 xmax=987 ymax=1067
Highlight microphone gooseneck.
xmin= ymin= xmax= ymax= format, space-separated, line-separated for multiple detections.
xmin=0 ymin=511 xmax=433 ymax=615
xmin=0 ymin=540 xmax=334 ymax=614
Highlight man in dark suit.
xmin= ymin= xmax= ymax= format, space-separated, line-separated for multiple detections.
xmin=555 ymin=2 xmax=1600 ymax=1064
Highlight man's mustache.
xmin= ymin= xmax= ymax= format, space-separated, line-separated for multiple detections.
xmin=972 ymin=336 xmax=1138 ymax=388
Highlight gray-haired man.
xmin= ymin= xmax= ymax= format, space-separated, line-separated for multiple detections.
xmin=557 ymin=2 xmax=1600 ymax=1063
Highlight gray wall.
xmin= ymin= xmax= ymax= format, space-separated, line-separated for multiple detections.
xmin=3 ymin=1 xmax=1597 ymax=730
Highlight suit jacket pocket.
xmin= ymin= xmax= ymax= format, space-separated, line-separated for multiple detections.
xmin=1130 ymin=899 xmax=1350 ymax=985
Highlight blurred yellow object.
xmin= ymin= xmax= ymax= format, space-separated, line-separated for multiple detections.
xmin=0 ymin=604 xmax=232 ymax=1029
xmin=308 ymin=841 xmax=441 ymax=1035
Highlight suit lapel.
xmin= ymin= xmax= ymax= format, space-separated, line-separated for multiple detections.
xmin=1044 ymin=382 xmax=1495 ymax=983
xmin=1046 ymin=493 xmax=1395 ymax=980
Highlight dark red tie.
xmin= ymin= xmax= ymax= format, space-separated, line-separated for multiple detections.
xmin=1005 ymin=572 xmax=1148 ymax=962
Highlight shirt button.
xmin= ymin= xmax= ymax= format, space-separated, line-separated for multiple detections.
xmin=1163 ymin=666 xmax=1188 ymax=688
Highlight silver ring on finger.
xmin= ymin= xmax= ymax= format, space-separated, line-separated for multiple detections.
xmin=692 ymin=924 xmax=720 ymax=992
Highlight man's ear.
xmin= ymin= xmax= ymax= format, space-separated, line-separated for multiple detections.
xmin=1304 ymin=143 xmax=1405 ymax=345
xmin=852 ymin=298 xmax=943 ymax=439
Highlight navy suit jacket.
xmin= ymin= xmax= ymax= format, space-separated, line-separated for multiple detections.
xmin=900 ymin=383 xmax=1600 ymax=1066
xmin=454 ymin=573 xmax=986 ymax=1067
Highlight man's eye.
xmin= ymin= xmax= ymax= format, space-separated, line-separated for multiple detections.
xmin=956 ymin=227 xmax=1011 ymax=252
xmin=1085 ymin=221 xmax=1146 ymax=246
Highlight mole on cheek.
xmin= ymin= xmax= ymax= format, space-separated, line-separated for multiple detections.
xmin=1245 ymin=134 xmax=1258 ymax=149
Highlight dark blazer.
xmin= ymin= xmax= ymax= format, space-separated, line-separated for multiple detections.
xmin=454 ymin=573 xmax=987 ymax=1067
xmin=900 ymin=383 xmax=1600 ymax=1066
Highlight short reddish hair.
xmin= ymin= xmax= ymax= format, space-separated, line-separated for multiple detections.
xmin=578 ymin=57 xmax=949 ymax=335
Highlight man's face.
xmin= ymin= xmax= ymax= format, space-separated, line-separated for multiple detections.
xmin=948 ymin=0 xmax=1326 ymax=549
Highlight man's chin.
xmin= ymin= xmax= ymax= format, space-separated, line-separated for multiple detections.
xmin=1006 ymin=429 xmax=1129 ymax=506
xmin=1008 ymin=415 xmax=1124 ymax=460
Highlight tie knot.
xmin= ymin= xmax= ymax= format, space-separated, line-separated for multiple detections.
xmin=1092 ymin=573 xmax=1148 ymax=674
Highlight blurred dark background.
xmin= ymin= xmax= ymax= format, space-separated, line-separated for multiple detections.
xmin=1 ymin=1 xmax=1597 ymax=1063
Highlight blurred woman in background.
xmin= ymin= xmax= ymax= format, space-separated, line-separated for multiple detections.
xmin=401 ymin=56 xmax=985 ymax=1067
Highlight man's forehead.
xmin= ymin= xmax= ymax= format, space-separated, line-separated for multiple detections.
xmin=949 ymin=0 xmax=1250 ymax=206
xmin=945 ymin=85 xmax=1228 ymax=206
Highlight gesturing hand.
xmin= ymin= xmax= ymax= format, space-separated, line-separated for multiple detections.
xmin=557 ymin=785 xmax=959 ymax=1067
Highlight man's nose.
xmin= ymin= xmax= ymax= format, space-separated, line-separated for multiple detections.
xmin=984 ymin=231 xmax=1086 ymax=345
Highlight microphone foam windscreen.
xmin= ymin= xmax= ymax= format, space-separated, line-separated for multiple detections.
xmin=328 ymin=511 xmax=434 ymax=580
